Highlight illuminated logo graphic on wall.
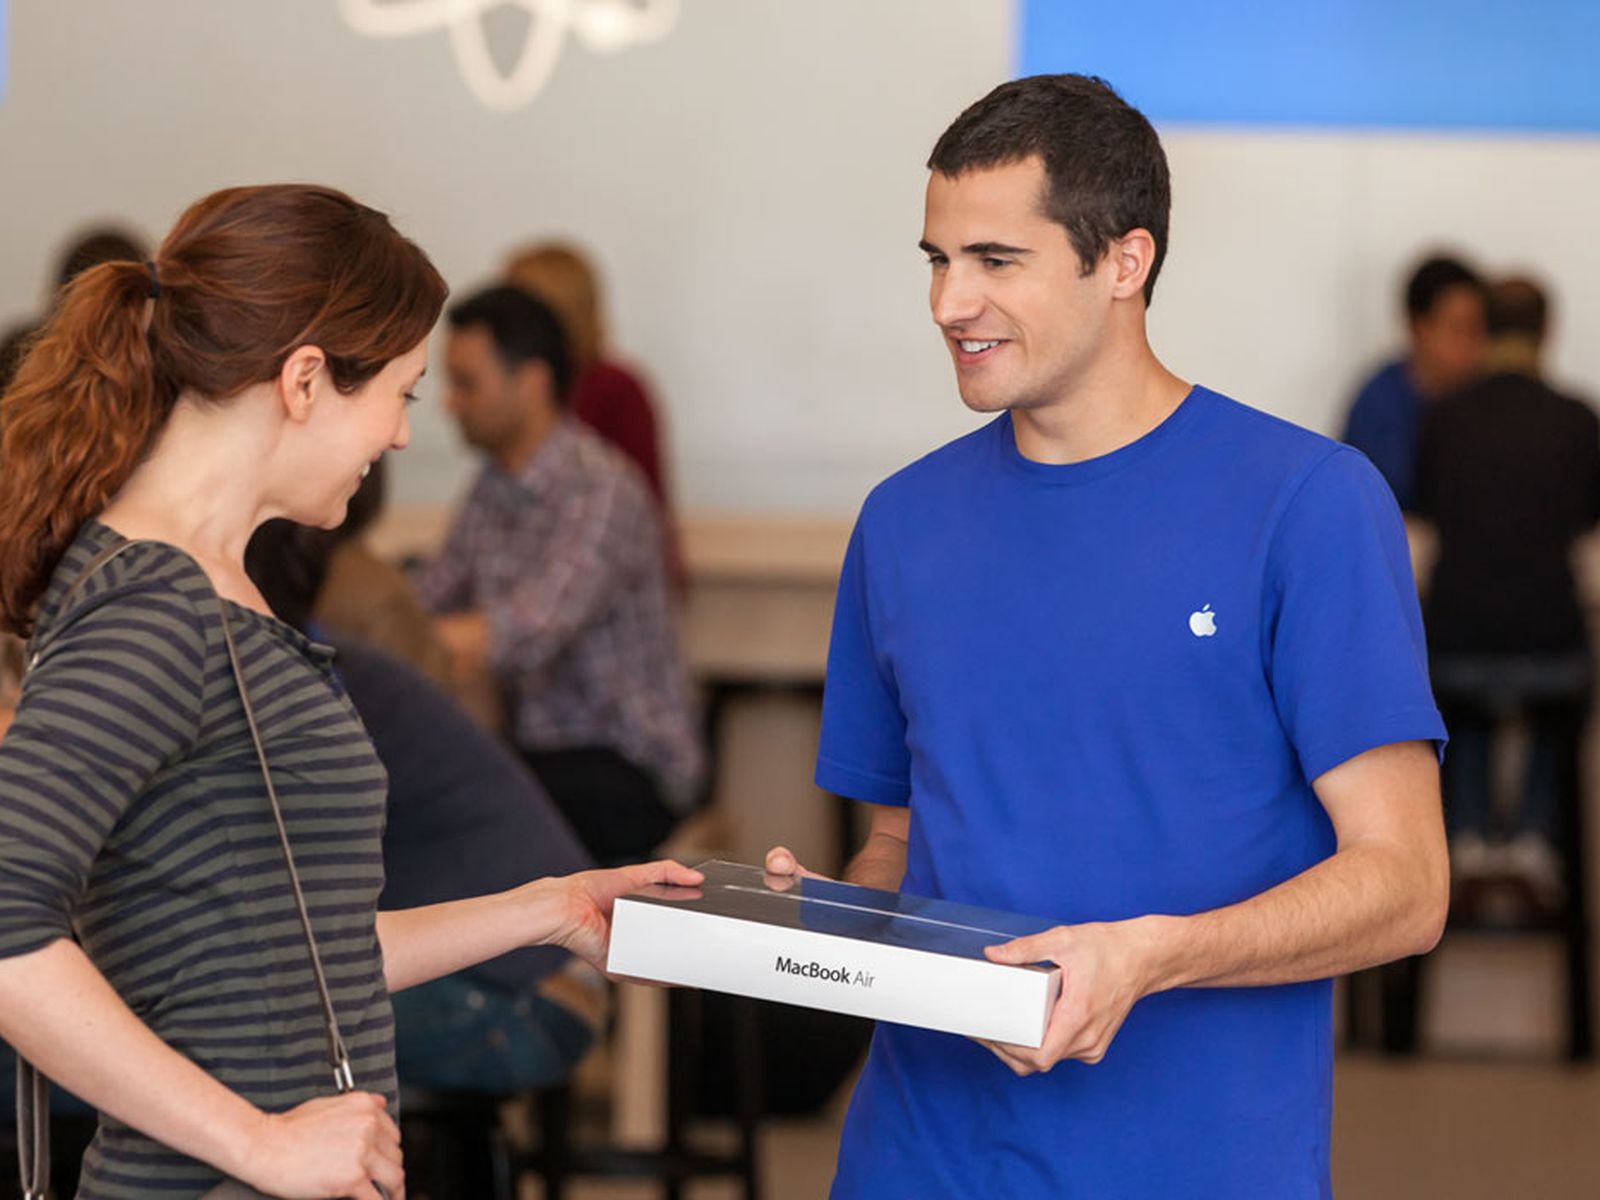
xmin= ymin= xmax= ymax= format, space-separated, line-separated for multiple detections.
xmin=339 ymin=0 xmax=679 ymax=112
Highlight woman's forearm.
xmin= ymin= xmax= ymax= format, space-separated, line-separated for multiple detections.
xmin=0 ymin=937 xmax=267 ymax=1176
xmin=377 ymin=880 xmax=571 ymax=993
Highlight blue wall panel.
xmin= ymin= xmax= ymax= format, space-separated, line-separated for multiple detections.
xmin=1019 ymin=2 xmax=1600 ymax=133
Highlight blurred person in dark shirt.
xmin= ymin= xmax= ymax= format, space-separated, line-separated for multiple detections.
xmin=245 ymin=518 xmax=605 ymax=1097
xmin=1343 ymin=255 xmax=1488 ymax=510
xmin=1413 ymin=276 xmax=1600 ymax=901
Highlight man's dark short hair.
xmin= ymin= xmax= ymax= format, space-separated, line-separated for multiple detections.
xmin=447 ymin=284 xmax=573 ymax=401
xmin=1486 ymin=276 xmax=1547 ymax=341
xmin=1404 ymin=256 xmax=1483 ymax=321
xmin=54 ymin=227 xmax=149 ymax=292
xmin=928 ymin=74 xmax=1171 ymax=305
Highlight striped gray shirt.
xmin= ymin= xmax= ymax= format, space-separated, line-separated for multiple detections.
xmin=0 ymin=521 xmax=394 ymax=1197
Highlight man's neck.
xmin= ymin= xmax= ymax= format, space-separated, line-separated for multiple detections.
xmin=1009 ymin=344 xmax=1191 ymax=466
xmin=1484 ymin=336 xmax=1542 ymax=378
xmin=494 ymin=406 xmax=563 ymax=475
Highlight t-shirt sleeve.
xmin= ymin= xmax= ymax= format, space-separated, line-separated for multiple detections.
xmin=0 ymin=582 xmax=206 ymax=958
xmin=1263 ymin=447 xmax=1446 ymax=784
xmin=814 ymin=517 xmax=911 ymax=805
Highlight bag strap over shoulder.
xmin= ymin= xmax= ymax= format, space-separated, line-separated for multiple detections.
xmin=216 ymin=608 xmax=356 ymax=1093
xmin=16 ymin=535 xmax=356 ymax=1199
xmin=25 ymin=539 xmax=151 ymax=677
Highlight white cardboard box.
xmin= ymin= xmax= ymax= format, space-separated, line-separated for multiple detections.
xmin=606 ymin=861 xmax=1061 ymax=1047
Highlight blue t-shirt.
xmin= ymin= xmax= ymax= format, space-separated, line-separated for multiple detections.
xmin=816 ymin=386 xmax=1444 ymax=1200
xmin=1341 ymin=359 xmax=1422 ymax=510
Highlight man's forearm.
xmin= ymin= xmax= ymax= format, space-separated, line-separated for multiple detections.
xmin=842 ymin=828 xmax=909 ymax=892
xmin=1139 ymin=838 xmax=1447 ymax=993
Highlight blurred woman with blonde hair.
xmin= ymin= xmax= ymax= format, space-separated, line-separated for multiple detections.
xmin=505 ymin=242 xmax=673 ymax=512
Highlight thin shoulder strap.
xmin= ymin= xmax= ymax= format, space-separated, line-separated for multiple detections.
xmin=216 ymin=606 xmax=356 ymax=1093
xmin=15 ymin=1063 xmax=47 ymax=1200
xmin=26 ymin=539 xmax=150 ymax=672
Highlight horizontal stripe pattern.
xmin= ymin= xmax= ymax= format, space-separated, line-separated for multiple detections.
xmin=0 ymin=522 xmax=394 ymax=1198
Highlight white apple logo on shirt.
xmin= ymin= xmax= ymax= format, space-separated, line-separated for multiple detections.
xmin=1189 ymin=605 xmax=1217 ymax=637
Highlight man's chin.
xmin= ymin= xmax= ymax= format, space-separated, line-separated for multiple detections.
xmin=956 ymin=386 xmax=1013 ymax=415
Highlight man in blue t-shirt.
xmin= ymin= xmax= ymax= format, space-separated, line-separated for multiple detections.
xmin=767 ymin=75 xmax=1449 ymax=1199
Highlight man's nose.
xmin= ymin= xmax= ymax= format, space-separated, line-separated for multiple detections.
xmin=931 ymin=266 xmax=983 ymax=329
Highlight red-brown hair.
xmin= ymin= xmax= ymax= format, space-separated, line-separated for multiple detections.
xmin=0 ymin=184 xmax=448 ymax=635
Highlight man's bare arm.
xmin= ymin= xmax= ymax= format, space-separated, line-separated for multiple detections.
xmin=766 ymin=803 xmax=910 ymax=891
xmin=1143 ymin=739 xmax=1448 ymax=989
xmin=983 ymin=740 xmax=1447 ymax=1072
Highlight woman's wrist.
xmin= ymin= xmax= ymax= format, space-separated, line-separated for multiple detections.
xmin=211 ymin=1099 xmax=273 ymax=1183
xmin=517 ymin=875 xmax=578 ymax=950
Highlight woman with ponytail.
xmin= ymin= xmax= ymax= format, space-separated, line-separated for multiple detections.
xmin=0 ymin=185 xmax=699 ymax=1199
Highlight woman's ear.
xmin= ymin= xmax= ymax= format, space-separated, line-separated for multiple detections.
xmin=278 ymin=346 xmax=328 ymax=423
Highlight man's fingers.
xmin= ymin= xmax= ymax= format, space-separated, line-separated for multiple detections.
xmin=764 ymin=845 xmax=831 ymax=880
xmin=984 ymin=934 xmax=1044 ymax=965
xmin=977 ymin=1038 xmax=1036 ymax=1076
xmin=765 ymin=845 xmax=799 ymax=875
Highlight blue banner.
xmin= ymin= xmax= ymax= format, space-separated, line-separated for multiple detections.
xmin=1019 ymin=1 xmax=1600 ymax=134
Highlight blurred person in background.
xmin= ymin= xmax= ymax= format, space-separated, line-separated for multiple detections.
xmin=505 ymin=241 xmax=671 ymax=508
xmin=312 ymin=455 xmax=505 ymax=731
xmin=51 ymin=228 xmax=151 ymax=294
xmin=1413 ymin=276 xmax=1600 ymax=905
xmin=246 ymin=519 xmax=603 ymax=1097
xmin=0 ymin=225 xmax=151 ymax=393
xmin=506 ymin=241 xmax=682 ymax=587
xmin=310 ymin=457 xmax=455 ymax=689
xmin=416 ymin=285 xmax=700 ymax=865
xmin=1341 ymin=254 xmax=1488 ymax=509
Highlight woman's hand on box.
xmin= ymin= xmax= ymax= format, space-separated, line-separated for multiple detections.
xmin=549 ymin=860 xmax=704 ymax=968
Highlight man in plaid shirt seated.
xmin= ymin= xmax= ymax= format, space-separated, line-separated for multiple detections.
xmin=417 ymin=285 xmax=701 ymax=864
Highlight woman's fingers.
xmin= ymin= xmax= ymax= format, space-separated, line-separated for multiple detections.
xmin=364 ymin=1145 xmax=406 ymax=1200
xmin=628 ymin=858 xmax=703 ymax=888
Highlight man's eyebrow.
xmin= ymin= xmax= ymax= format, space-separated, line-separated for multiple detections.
xmin=917 ymin=239 xmax=1033 ymax=257
xmin=962 ymin=241 xmax=1032 ymax=257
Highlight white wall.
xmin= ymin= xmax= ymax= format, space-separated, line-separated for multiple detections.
xmin=1154 ymin=130 xmax=1600 ymax=437
xmin=4 ymin=2 xmax=1599 ymax=516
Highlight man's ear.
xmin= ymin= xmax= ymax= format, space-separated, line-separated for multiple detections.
xmin=278 ymin=345 xmax=328 ymax=423
xmin=513 ymin=358 xmax=558 ymax=412
xmin=1109 ymin=229 xmax=1158 ymax=303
